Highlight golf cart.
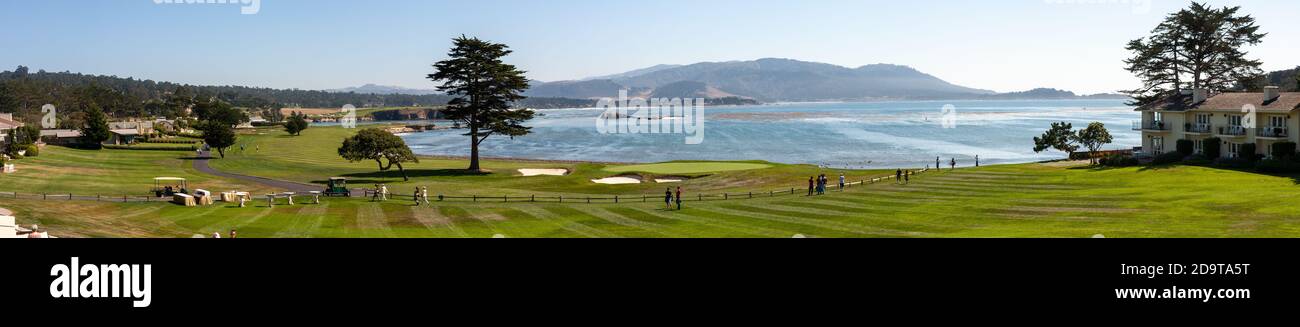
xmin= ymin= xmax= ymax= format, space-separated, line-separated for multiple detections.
xmin=324 ymin=177 xmax=351 ymax=197
xmin=152 ymin=177 xmax=189 ymax=197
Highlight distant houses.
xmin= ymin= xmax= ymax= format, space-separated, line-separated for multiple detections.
xmin=1135 ymin=86 xmax=1300 ymax=158
xmin=0 ymin=113 xmax=23 ymax=145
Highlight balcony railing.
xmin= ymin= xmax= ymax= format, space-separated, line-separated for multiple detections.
xmin=1184 ymin=123 xmax=1213 ymax=134
xmin=1132 ymin=121 xmax=1168 ymax=131
xmin=1218 ymin=126 xmax=1247 ymax=136
xmin=1257 ymin=127 xmax=1290 ymax=138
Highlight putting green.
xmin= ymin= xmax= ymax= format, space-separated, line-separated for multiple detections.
xmin=604 ymin=162 xmax=772 ymax=174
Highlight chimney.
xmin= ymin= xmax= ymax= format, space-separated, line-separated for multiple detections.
xmin=1192 ymin=88 xmax=1208 ymax=104
xmin=1264 ymin=86 xmax=1281 ymax=103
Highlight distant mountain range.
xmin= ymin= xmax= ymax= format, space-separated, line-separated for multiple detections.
xmin=329 ymin=84 xmax=437 ymax=95
xmin=332 ymin=58 xmax=1135 ymax=103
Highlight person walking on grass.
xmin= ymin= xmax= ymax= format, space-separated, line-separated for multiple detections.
xmin=936 ymin=157 xmax=941 ymax=171
xmin=675 ymin=186 xmax=683 ymax=211
xmin=838 ymin=173 xmax=846 ymax=191
xmin=421 ymin=187 xmax=431 ymax=206
xmin=976 ymin=155 xmax=980 ymax=167
xmin=380 ymin=184 xmax=389 ymax=201
xmin=371 ymin=184 xmax=381 ymax=202
xmin=665 ymin=188 xmax=674 ymax=210
xmin=413 ymin=188 xmax=421 ymax=206
xmin=896 ymin=169 xmax=903 ymax=184
xmin=950 ymin=158 xmax=957 ymax=171
xmin=904 ymin=170 xmax=910 ymax=184
xmin=808 ymin=176 xmax=815 ymax=196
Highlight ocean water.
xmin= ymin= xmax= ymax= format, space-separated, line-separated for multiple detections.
xmin=400 ymin=100 xmax=1139 ymax=169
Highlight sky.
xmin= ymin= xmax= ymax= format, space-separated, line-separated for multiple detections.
xmin=1 ymin=0 xmax=1297 ymax=95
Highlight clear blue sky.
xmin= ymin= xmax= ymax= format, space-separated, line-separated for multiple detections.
xmin=2 ymin=0 xmax=1297 ymax=94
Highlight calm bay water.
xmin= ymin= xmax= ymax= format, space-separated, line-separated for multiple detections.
xmin=400 ymin=99 xmax=1139 ymax=169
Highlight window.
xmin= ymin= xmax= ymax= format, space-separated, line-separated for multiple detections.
xmin=1229 ymin=115 xmax=1243 ymax=127
xmin=1152 ymin=137 xmax=1164 ymax=154
xmin=1194 ymin=139 xmax=1204 ymax=154
xmin=1229 ymin=143 xmax=1241 ymax=158
xmin=1197 ymin=114 xmax=1211 ymax=125
xmin=1270 ymin=116 xmax=1286 ymax=128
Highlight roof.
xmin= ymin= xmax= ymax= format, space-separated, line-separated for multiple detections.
xmin=0 ymin=117 xmax=21 ymax=130
xmin=154 ymin=177 xmax=187 ymax=181
xmin=1138 ymin=91 xmax=1300 ymax=112
xmin=110 ymin=129 xmax=142 ymax=136
xmin=1197 ymin=92 xmax=1300 ymax=112
xmin=40 ymin=129 xmax=83 ymax=138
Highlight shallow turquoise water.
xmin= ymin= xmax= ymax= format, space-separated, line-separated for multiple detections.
xmin=401 ymin=99 xmax=1138 ymax=169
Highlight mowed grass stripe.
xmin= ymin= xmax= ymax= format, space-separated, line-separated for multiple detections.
xmin=439 ymin=206 xmax=503 ymax=238
xmin=539 ymin=206 xmax=646 ymax=237
xmin=769 ymin=200 xmax=967 ymax=234
xmin=571 ymin=206 xmax=685 ymax=238
xmin=712 ymin=204 xmax=911 ymax=237
xmin=620 ymin=206 xmax=795 ymax=238
xmin=408 ymin=206 xmax=471 ymax=238
xmin=510 ymin=206 xmax=613 ymax=238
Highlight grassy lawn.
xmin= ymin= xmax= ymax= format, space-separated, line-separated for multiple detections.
xmin=206 ymin=126 xmax=872 ymax=196
xmin=604 ymin=162 xmax=773 ymax=175
xmin=0 ymin=146 xmax=266 ymax=196
xmin=5 ymin=125 xmax=1300 ymax=238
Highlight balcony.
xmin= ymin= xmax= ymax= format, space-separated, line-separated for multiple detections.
xmin=1217 ymin=126 xmax=1247 ymax=137
xmin=1257 ymin=127 xmax=1290 ymax=139
xmin=1184 ymin=123 xmax=1213 ymax=134
xmin=1132 ymin=121 xmax=1169 ymax=132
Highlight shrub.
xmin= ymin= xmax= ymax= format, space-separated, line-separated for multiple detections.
xmin=1151 ymin=151 xmax=1185 ymax=165
xmin=102 ymin=144 xmax=198 ymax=151
xmin=1214 ymin=157 xmax=1253 ymax=169
xmin=23 ymin=144 xmax=38 ymax=157
xmin=1203 ymin=137 xmax=1222 ymax=159
xmin=1271 ymin=142 xmax=1297 ymax=160
xmin=1099 ymin=154 xmax=1140 ymax=167
xmin=1240 ymin=143 xmax=1259 ymax=162
xmin=1256 ymin=159 xmax=1300 ymax=174
xmin=1183 ymin=154 xmax=1214 ymax=166
xmin=1176 ymin=139 xmax=1194 ymax=156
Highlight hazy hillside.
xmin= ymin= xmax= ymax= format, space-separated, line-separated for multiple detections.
xmin=529 ymin=58 xmax=997 ymax=102
xmin=329 ymin=84 xmax=437 ymax=95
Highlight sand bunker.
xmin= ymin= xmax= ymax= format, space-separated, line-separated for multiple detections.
xmin=654 ymin=178 xmax=685 ymax=183
xmin=591 ymin=176 xmax=643 ymax=185
xmin=519 ymin=169 xmax=569 ymax=177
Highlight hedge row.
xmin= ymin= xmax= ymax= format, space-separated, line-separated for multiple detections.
xmin=103 ymin=144 xmax=198 ymax=151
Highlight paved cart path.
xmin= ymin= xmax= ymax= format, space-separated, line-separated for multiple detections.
xmin=192 ymin=152 xmax=321 ymax=193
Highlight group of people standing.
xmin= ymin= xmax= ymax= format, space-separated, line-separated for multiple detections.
xmin=664 ymin=186 xmax=683 ymax=211
xmin=370 ymin=184 xmax=433 ymax=207
xmin=808 ymin=174 xmax=845 ymax=196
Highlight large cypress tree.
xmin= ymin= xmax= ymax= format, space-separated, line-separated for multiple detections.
xmin=1123 ymin=2 xmax=1266 ymax=106
xmin=427 ymin=36 xmax=534 ymax=172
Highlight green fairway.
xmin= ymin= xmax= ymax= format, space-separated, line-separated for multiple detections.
xmin=604 ymin=162 xmax=773 ymax=175
xmin=6 ymin=158 xmax=1300 ymax=238
xmin=7 ymin=126 xmax=1300 ymax=238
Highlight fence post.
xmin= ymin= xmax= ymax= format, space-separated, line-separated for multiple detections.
xmin=748 ymin=192 xmax=752 ymax=199
xmin=725 ymin=193 xmax=729 ymax=200
xmin=473 ymin=195 xmax=477 ymax=202
xmin=615 ymin=196 xmax=619 ymax=204
xmin=586 ymin=197 xmax=590 ymax=204
xmin=531 ymin=195 xmax=535 ymax=202
xmin=698 ymin=194 xmax=702 ymax=201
